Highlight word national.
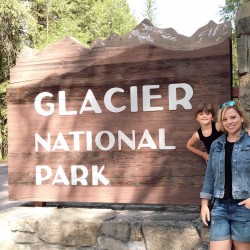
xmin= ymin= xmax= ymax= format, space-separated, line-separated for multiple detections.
xmin=35 ymin=129 xmax=176 ymax=152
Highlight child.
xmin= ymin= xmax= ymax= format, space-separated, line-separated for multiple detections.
xmin=186 ymin=103 xmax=223 ymax=162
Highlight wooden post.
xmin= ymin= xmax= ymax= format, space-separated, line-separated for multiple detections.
xmin=236 ymin=2 xmax=250 ymax=112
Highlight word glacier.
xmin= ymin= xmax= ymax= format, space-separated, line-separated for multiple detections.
xmin=34 ymin=84 xmax=193 ymax=116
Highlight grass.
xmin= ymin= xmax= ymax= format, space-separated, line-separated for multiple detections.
xmin=0 ymin=158 xmax=7 ymax=164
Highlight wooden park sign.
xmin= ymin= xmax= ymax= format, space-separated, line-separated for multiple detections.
xmin=8 ymin=20 xmax=231 ymax=205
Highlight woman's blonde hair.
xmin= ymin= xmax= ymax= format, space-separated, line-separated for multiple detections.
xmin=218 ymin=100 xmax=250 ymax=133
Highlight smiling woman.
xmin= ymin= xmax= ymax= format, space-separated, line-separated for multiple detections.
xmin=126 ymin=0 xmax=225 ymax=36
xmin=200 ymin=101 xmax=250 ymax=250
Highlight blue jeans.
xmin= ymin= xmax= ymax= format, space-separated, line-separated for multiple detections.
xmin=210 ymin=198 xmax=250 ymax=242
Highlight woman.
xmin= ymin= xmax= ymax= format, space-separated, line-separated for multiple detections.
xmin=200 ymin=101 xmax=250 ymax=250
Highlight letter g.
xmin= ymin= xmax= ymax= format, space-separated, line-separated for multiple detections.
xmin=34 ymin=92 xmax=54 ymax=116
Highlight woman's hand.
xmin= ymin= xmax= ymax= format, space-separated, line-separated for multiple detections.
xmin=202 ymin=152 xmax=209 ymax=162
xmin=200 ymin=199 xmax=211 ymax=226
xmin=238 ymin=198 xmax=250 ymax=209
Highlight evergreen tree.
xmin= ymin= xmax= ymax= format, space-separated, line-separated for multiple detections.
xmin=142 ymin=0 xmax=158 ymax=26
xmin=0 ymin=0 xmax=36 ymax=158
xmin=26 ymin=0 xmax=136 ymax=48
xmin=0 ymin=0 xmax=136 ymax=158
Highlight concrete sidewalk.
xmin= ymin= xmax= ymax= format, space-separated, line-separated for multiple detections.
xmin=0 ymin=163 xmax=25 ymax=211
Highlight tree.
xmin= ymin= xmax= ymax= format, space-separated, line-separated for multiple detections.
xmin=84 ymin=0 xmax=137 ymax=43
xmin=0 ymin=0 xmax=137 ymax=158
xmin=0 ymin=0 xmax=35 ymax=82
xmin=142 ymin=0 xmax=158 ymax=26
xmin=0 ymin=82 xmax=8 ymax=158
xmin=26 ymin=0 xmax=137 ymax=48
xmin=219 ymin=0 xmax=249 ymax=23
xmin=0 ymin=0 xmax=37 ymax=158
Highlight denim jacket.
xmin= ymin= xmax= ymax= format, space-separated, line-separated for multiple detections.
xmin=200 ymin=131 xmax=250 ymax=200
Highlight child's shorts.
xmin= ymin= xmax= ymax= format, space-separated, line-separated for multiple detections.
xmin=210 ymin=198 xmax=250 ymax=242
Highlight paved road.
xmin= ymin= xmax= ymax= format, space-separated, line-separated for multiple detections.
xmin=0 ymin=163 xmax=25 ymax=211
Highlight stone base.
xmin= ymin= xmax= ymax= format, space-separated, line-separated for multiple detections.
xmin=0 ymin=204 xmax=210 ymax=250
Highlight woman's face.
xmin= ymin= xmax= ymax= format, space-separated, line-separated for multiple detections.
xmin=222 ymin=107 xmax=244 ymax=135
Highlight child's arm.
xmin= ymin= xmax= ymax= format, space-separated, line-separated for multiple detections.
xmin=246 ymin=128 xmax=250 ymax=136
xmin=186 ymin=131 xmax=209 ymax=161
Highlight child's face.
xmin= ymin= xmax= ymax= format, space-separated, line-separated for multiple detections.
xmin=196 ymin=111 xmax=213 ymax=125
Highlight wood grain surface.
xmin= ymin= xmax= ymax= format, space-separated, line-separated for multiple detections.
xmin=7 ymin=21 xmax=232 ymax=205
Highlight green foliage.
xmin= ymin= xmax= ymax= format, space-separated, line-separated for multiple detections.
xmin=0 ymin=0 xmax=37 ymax=81
xmin=84 ymin=0 xmax=137 ymax=42
xmin=0 ymin=81 xmax=8 ymax=158
xmin=0 ymin=0 xmax=36 ymax=158
xmin=0 ymin=0 xmax=21 ymax=82
xmin=219 ymin=0 xmax=250 ymax=23
xmin=219 ymin=0 xmax=239 ymax=23
xmin=142 ymin=0 xmax=158 ymax=26
xmin=27 ymin=0 xmax=137 ymax=48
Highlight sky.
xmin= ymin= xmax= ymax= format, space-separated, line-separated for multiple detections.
xmin=126 ymin=0 xmax=226 ymax=37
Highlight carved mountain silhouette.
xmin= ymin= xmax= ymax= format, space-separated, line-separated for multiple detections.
xmin=90 ymin=19 xmax=231 ymax=50
xmin=10 ymin=19 xmax=231 ymax=85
